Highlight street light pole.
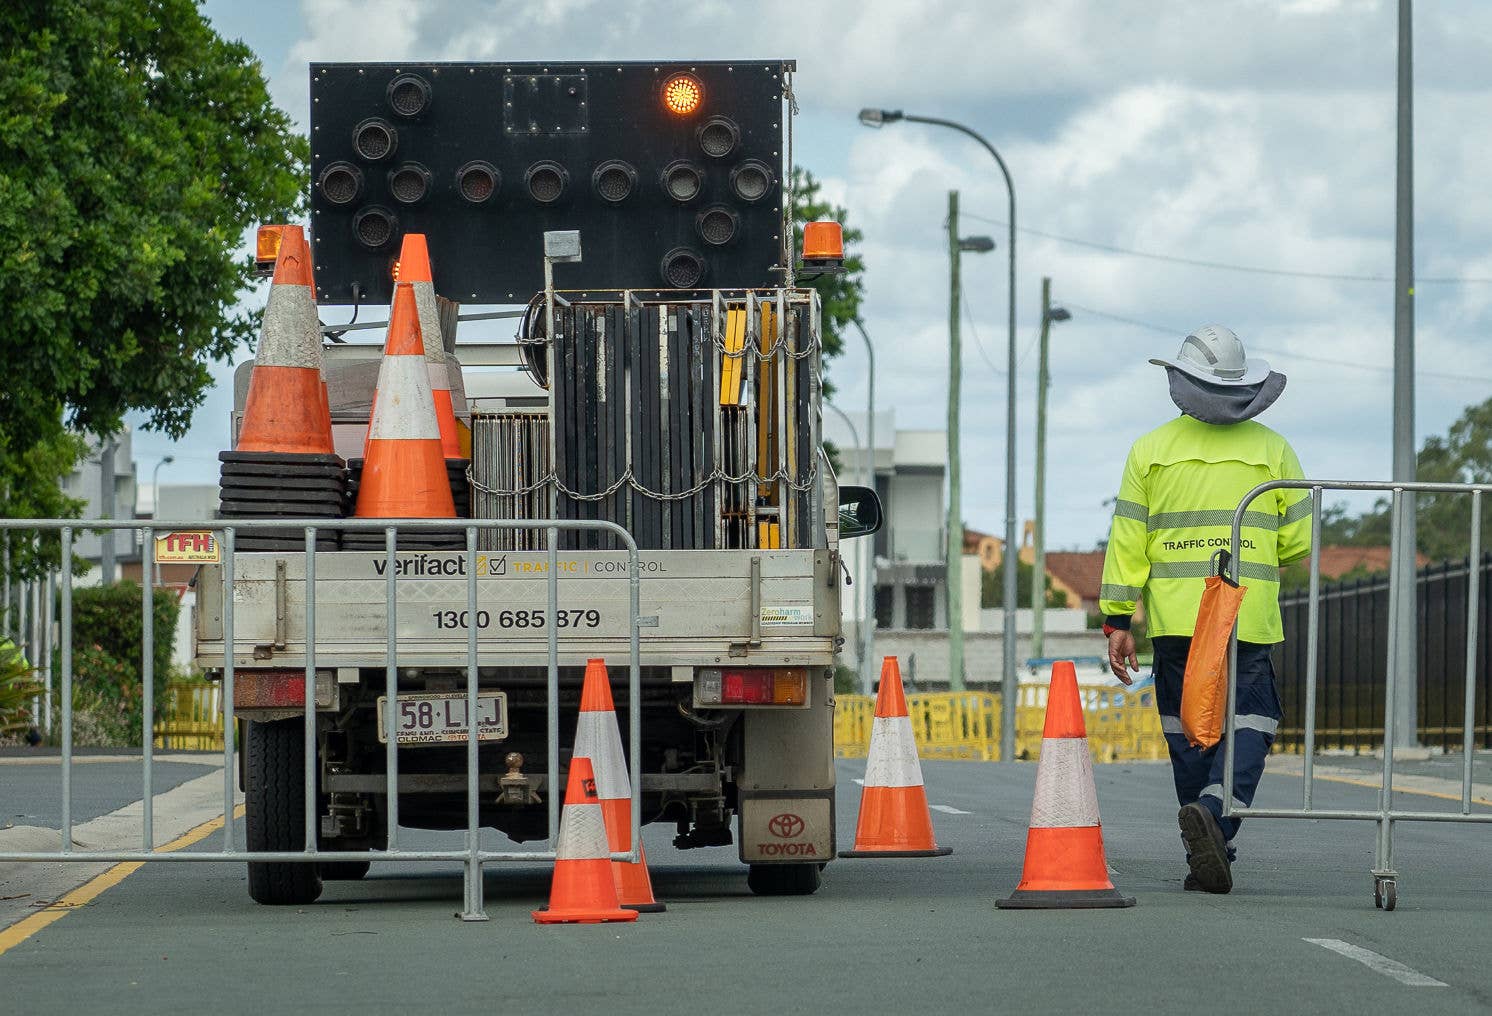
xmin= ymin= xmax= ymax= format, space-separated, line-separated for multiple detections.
xmin=151 ymin=455 xmax=175 ymax=586
xmin=1032 ymin=280 xmax=1070 ymax=660
xmin=852 ymin=318 xmax=878 ymax=695
xmin=946 ymin=191 xmax=965 ymax=691
xmin=825 ymin=403 xmax=867 ymax=687
xmin=859 ymin=107 xmax=1019 ymax=758
xmin=1391 ymin=0 xmax=1418 ymax=748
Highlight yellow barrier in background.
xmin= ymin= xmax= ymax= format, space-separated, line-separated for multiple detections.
xmin=834 ymin=685 xmax=1167 ymax=763
xmin=153 ymin=682 xmax=224 ymax=751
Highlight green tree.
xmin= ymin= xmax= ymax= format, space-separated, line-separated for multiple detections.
xmin=1322 ymin=394 xmax=1492 ymax=561
xmin=791 ymin=167 xmax=865 ymax=395
xmin=0 ymin=0 xmax=306 ymax=545
xmin=980 ymin=559 xmax=1069 ymax=609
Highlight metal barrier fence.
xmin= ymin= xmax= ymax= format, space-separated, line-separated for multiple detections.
xmin=1225 ymin=480 xmax=1492 ymax=911
xmin=0 ymin=516 xmax=644 ymax=923
xmin=833 ymin=684 xmax=1165 ymax=762
xmin=1275 ymin=556 xmax=1492 ymax=753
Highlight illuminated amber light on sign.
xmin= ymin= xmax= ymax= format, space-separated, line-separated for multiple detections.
xmin=661 ymin=74 xmax=703 ymax=115
xmin=255 ymin=225 xmax=287 ymax=264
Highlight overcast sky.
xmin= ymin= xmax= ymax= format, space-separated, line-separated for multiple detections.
xmin=137 ymin=0 xmax=1492 ymax=549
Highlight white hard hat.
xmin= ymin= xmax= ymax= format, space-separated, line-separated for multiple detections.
xmin=1149 ymin=324 xmax=1271 ymax=387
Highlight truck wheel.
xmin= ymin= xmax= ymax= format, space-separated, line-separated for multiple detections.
xmin=318 ymin=861 xmax=371 ymax=881
xmin=246 ymin=719 xmax=324 ymax=905
xmin=747 ymin=863 xmax=822 ymax=896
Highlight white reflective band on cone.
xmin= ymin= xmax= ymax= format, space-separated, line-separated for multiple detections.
xmin=256 ymin=284 xmax=322 ymax=368
xmin=1029 ymin=737 xmax=1101 ymax=829
xmin=368 ymin=355 xmax=441 ymax=441
xmin=574 ymin=711 xmax=631 ymax=801
xmin=412 ymin=281 xmax=444 ymax=363
xmin=863 ymin=714 xmax=924 ymax=789
xmin=555 ymin=799 xmax=610 ymax=860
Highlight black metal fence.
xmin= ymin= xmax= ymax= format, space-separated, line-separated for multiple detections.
xmin=1275 ymin=555 xmax=1492 ymax=752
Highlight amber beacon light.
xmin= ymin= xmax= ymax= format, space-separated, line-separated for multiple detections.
xmin=800 ymin=220 xmax=845 ymax=273
xmin=661 ymin=73 xmax=704 ymax=115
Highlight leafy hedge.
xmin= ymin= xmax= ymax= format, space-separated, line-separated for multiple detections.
xmin=68 ymin=582 xmax=180 ymax=745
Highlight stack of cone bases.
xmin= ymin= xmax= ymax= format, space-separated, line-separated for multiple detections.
xmin=839 ymin=657 xmax=952 ymax=858
xmin=219 ymin=225 xmax=345 ymax=552
xmin=342 ymin=281 xmax=460 ymax=550
xmin=996 ymin=660 xmax=1135 ymax=909
xmin=532 ymin=756 xmax=639 ymax=925
xmin=573 ymin=658 xmax=663 ymax=913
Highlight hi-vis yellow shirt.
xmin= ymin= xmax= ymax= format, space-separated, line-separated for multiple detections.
xmin=1099 ymin=415 xmax=1311 ymax=644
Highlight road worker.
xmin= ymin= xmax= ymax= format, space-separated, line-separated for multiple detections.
xmin=1099 ymin=325 xmax=1310 ymax=893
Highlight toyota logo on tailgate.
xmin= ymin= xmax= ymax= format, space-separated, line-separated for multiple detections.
xmin=768 ymin=813 xmax=805 ymax=838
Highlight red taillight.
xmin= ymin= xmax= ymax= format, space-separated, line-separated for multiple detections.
xmin=696 ymin=668 xmax=807 ymax=706
xmin=234 ymin=670 xmax=306 ymax=709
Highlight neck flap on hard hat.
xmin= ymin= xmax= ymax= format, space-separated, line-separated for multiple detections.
xmin=1167 ymin=367 xmax=1286 ymax=425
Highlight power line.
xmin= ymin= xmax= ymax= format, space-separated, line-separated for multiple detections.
xmin=961 ymin=288 xmax=1004 ymax=376
xmin=960 ymin=213 xmax=1492 ymax=285
xmin=1061 ymin=301 xmax=1492 ymax=386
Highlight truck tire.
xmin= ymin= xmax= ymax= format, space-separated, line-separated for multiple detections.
xmin=246 ymin=719 xmax=324 ymax=905
xmin=747 ymin=863 xmax=822 ymax=896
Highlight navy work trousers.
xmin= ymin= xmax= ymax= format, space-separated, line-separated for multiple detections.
xmin=1151 ymin=635 xmax=1282 ymax=844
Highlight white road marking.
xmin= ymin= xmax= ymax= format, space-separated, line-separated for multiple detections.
xmin=1304 ymin=939 xmax=1448 ymax=988
xmin=928 ymin=804 xmax=971 ymax=815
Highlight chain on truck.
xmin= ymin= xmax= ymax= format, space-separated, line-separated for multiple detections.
xmin=193 ymin=59 xmax=883 ymax=904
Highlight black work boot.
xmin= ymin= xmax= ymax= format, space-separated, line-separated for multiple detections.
xmin=1178 ymin=803 xmax=1232 ymax=894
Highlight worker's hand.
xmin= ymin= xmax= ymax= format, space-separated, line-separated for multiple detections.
xmin=1107 ymin=630 xmax=1139 ymax=685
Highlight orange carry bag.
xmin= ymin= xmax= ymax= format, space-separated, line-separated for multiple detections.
xmin=1181 ymin=550 xmax=1248 ymax=750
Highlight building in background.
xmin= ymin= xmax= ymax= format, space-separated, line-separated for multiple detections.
xmin=59 ymin=430 xmax=141 ymax=579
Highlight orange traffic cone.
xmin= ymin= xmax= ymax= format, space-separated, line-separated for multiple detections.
xmin=532 ymin=756 xmax=640 ymax=925
xmin=352 ymin=282 xmax=457 ymax=521
xmin=997 ymin=661 xmax=1135 ymax=909
xmin=395 ymin=234 xmax=463 ymax=460
xmin=236 ymin=226 xmax=335 ymax=455
xmin=839 ymin=657 xmax=952 ymax=858
xmin=575 ymin=658 xmax=664 ymax=913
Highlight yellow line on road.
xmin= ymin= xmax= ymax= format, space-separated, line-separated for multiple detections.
xmin=0 ymin=804 xmax=246 ymax=959
xmin=1308 ymin=771 xmax=1492 ymax=807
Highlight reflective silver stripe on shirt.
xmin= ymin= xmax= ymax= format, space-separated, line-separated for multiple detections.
xmin=1112 ymin=499 xmax=1149 ymax=524
xmin=1282 ymin=496 xmax=1314 ymax=525
xmin=1147 ymin=509 xmax=1280 ymax=533
xmin=1149 ymin=561 xmax=1279 ymax=582
xmin=1159 ymin=715 xmax=1184 ymax=734
xmin=1099 ymin=583 xmax=1143 ymax=602
xmin=1234 ymin=713 xmax=1280 ymax=736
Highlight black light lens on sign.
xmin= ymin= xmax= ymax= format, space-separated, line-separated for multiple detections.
xmin=525 ymin=161 xmax=569 ymax=204
xmin=455 ymin=161 xmax=500 ymax=204
xmin=730 ymin=159 xmax=774 ymax=203
xmin=659 ymin=246 xmax=706 ymax=288
xmin=697 ymin=116 xmax=740 ymax=158
xmin=592 ymin=159 xmax=638 ymax=204
xmin=317 ymin=161 xmax=363 ymax=206
xmin=696 ymin=205 xmax=739 ymax=246
xmin=352 ymin=117 xmax=398 ymax=161
xmin=387 ymin=162 xmax=432 ymax=205
xmin=661 ymin=160 xmax=705 ymax=203
xmin=352 ymin=206 xmax=398 ymax=250
xmin=386 ymin=73 xmax=432 ymax=118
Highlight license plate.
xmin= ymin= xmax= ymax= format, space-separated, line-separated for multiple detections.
xmin=376 ymin=692 xmax=508 ymax=745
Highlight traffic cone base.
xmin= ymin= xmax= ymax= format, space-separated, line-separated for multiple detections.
xmin=533 ymin=756 xmax=638 ymax=925
xmin=996 ymin=661 xmax=1136 ymax=910
xmin=840 ymin=657 xmax=952 ymax=858
xmin=573 ymin=659 xmax=665 ymax=913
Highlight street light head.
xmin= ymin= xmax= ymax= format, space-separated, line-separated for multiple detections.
xmin=957 ymin=235 xmax=995 ymax=253
xmin=163 ymin=454 xmax=176 ymax=465
xmin=857 ymin=108 xmax=903 ymax=128
xmin=1048 ymin=307 xmax=1071 ymax=323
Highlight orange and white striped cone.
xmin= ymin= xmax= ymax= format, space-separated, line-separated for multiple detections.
xmin=574 ymin=658 xmax=664 ymax=913
xmin=997 ymin=660 xmax=1136 ymax=909
xmin=236 ymin=226 xmax=336 ymax=456
xmin=395 ymin=233 xmax=464 ymax=460
xmin=839 ymin=657 xmax=952 ymax=858
xmin=532 ymin=756 xmax=639 ymax=925
xmin=352 ymin=281 xmax=457 ymax=520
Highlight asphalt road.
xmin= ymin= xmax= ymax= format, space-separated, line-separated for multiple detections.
xmin=3 ymin=753 xmax=1490 ymax=1015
